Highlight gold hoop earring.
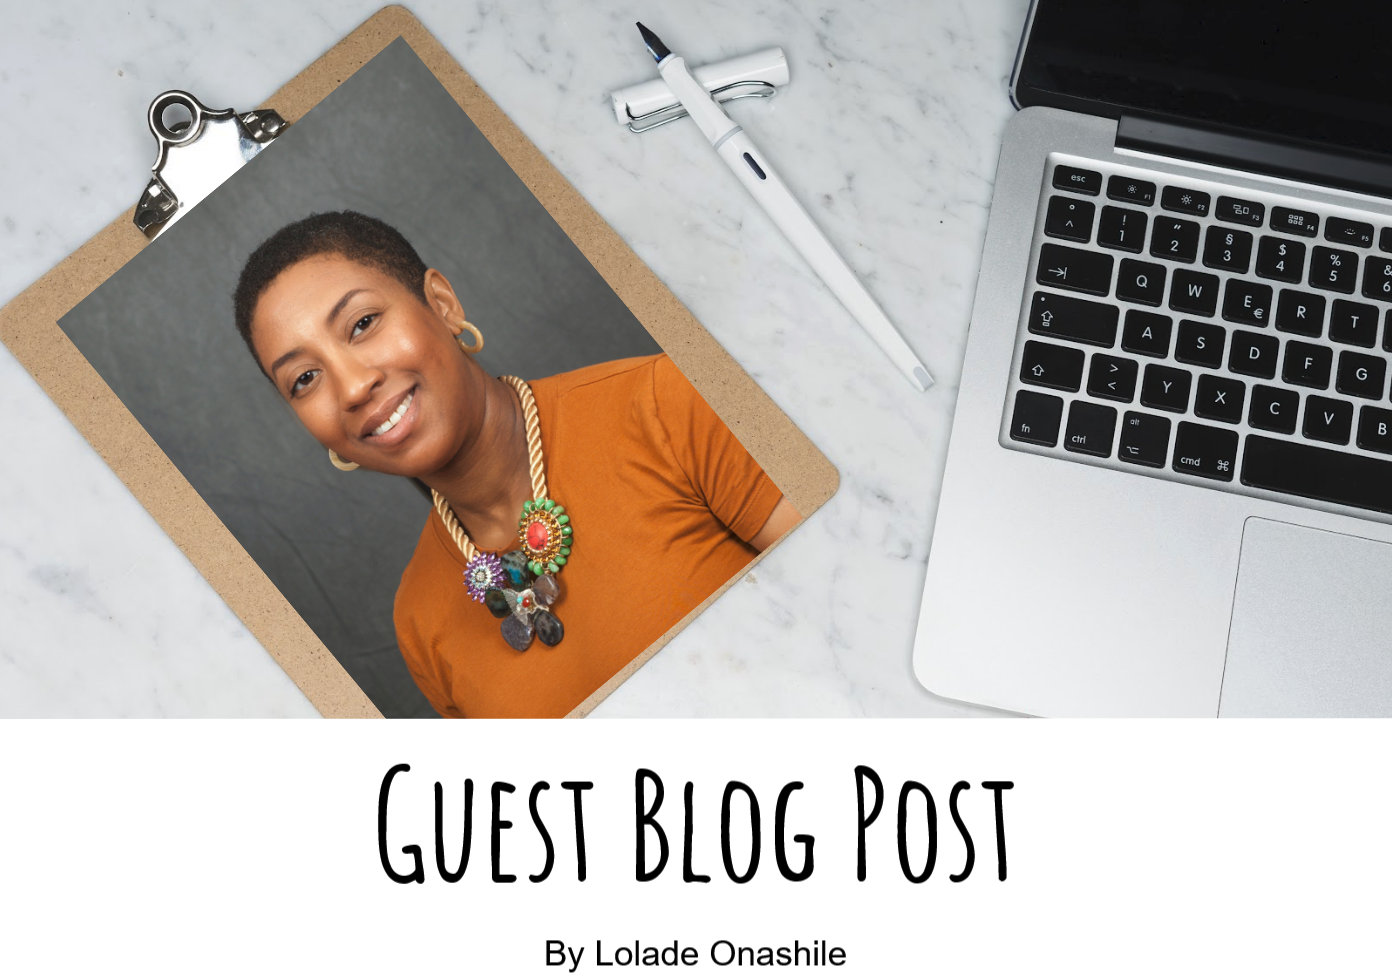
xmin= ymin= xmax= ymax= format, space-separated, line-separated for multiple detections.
xmin=457 ymin=319 xmax=484 ymax=354
xmin=328 ymin=449 xmax=359 ymax=472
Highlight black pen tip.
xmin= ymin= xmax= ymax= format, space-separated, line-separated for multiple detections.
xmin=635 ymin=22 xmax=670 ymax=63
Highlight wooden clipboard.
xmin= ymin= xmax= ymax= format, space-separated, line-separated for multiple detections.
xmin=0 ymin=5 xmax=839 ymax=718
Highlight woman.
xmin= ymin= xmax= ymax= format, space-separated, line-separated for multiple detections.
xmin=234 ymin=211 xmax=799 ymax=717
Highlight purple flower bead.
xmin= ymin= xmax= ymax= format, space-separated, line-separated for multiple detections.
xmin=463 ymin=552 xmax=506 ymax=603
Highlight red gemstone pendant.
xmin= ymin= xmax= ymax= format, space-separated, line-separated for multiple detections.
xmin=526 ymin=521 xmax=549 ymax=551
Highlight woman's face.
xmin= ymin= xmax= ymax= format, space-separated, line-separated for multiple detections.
xmin=249 ymin=254 xmax=479 ymax=478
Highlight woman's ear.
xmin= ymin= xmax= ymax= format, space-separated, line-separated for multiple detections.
xmin=423 ymin=268 xmax=466 ymax=333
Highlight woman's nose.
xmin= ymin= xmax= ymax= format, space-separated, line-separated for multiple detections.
xmin=338 ymin=355 xmax=384 ymax=409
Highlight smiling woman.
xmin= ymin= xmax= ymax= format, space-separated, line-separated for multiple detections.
xmin=233 ymin=212 xmax=799 ymax=718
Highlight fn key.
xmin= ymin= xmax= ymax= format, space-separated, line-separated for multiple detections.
xmin=1010 ymin=390 xmax=1064 ymax=447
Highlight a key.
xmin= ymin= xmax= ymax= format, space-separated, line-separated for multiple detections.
xmin=1193 ymin=374 xmax=1246 ymax=424
xmin=1169 ymin=269 xmax=1220 ymax=317
xmin=1243 ymin=435 xmax=1392 ymax=514
xmin=1140 ymin=363 xmax=1192 ymax=412
xmin=1329 ymin=299 xmax=1378 ymax=347
xmin=1037 ymin=243 xmax=1113 ymax=296
xmin=1248 ymin=385 xmax=1299 ymax=434
xmin=1020 ymin=340 xmax=1084 ymax=391
xmin=1118 ymin=411 xmax=1171 ymax=467
xmin=1053 ymin=164 xmax=1101 ymax=196
xmin=1098 ymin=206 xmax=1148 ymax=253
xmin=1107 ymin=176 xmax=1156 ymax=206
xmin=1175 ymin=320 xmax=1226 ymax=369
xmin=1362 ymin=255 xmax=1392 ymax=301
xmin=1228 ymin=330 xmax=1280 ymax=378
xmin=1255 ymin=236 xmax=1305 ymax=283
xmin=1303 ymin=395 xmax=1354 ymax=445
xmin=1357 ymin=406 xmax=1392 ymax=454
xmin=1149 ymin=217 xmax=1200 ymax=263
xmin=1172 ymin=422 xmax=1239 ymax=481
xmin=1222 ymin=280 xmax=1272 ymax=326
xmin=1009 ymin=390 xmax=1064 ymax=446
xmin=1116 ymin=258 xmax=1166 ymax=306
xmin=1215 ymin=196 xmax=1264 ymax=227
xmin=1270 ymin=206 xmax=1318 ymax=238
xmin=1336 ymin=351 xmax=1386 ymax=399
xmin=1281 ymin=340 xmax=1332 ymax=389
xmin=1310 ymin=246 xmax=1358 ymax=293
xmin=1064 ymin=401 xmax=1117 ymax=457
xmin=1326 ymin=216 xmax=1374 ymax=248
xmin=1121 ymin=310 xmax=1172 ymax=357
xmin=1275 ymin=289 xmax=1325 ymax=336
xmin=1027 ymin=292 xmax=1119 ymax=346
xmin=1086 ymin=354 xmax=1139 ymax=402
xmin=1044 ymin=196 xmax=1095 ymax=243
xmin=1160 ymin=186 xmax=1209 ymax=217
xmin=1203 ymin=225 xmax=1253 ymax=273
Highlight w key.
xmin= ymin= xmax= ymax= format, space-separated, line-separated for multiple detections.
xmin=1037 ymin=244 xmax=1114 ymax=296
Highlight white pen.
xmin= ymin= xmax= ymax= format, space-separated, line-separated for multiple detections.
xmin=637 ymin=23 xmax=933 ymax=392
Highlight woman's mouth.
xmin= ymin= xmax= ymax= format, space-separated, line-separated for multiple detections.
xmin=372 ymin=388 xmax=415 ymax=436
xmin=361 ymin=385 xmax=420 ymax=448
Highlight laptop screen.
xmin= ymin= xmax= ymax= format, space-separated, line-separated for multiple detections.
xmin=1014 ymin=0 xmax=1392 ymax=160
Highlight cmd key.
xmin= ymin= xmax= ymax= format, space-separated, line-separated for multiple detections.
xmin=1172 ymin=422 xmax=1239 ymax=481
xmin=1037 ymin=244 xmax=1114 ymax=296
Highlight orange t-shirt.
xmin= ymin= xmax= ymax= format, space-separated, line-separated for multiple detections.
xmin=393 ymin=353 xmax=783 ymax=718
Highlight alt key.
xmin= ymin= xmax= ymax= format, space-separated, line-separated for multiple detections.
xmin=1118 ymin=410 xmax=1171 ymax=467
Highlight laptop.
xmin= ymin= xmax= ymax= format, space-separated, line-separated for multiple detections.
xmin=914 ymin=0 xmax=1392 ymax=716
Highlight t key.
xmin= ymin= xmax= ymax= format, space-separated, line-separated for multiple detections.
xmin=1037 ymin=244 xmax=1114 ymax=296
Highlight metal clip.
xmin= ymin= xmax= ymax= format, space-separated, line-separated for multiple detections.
xmin=625 ymin=80 xmax=778 ymax=134
xmin=134 ymin=91 xmax=287 ymax=239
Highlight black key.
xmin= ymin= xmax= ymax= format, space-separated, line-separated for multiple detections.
xmin=1175 ymin=320 xmax=1226 ymax=369
xmin=1357 ymin=406 xmax=1392 ymax=454
xmin=1194 ymin=374 xmax=1246 ymax=424
xmin=1053 ymin=165 xmax=1101 ymax=196
xmin=1150 ymin=217 xmax=1200 ymax=263
xmin=1326 ymin=216 xmax=1374 ymax=248
xmin=1249 ymin=385 xmax=1299 ymax=434
xmin=1203 ymin=226 xmax=1253 ymax=273
xmin=1362 ymin=255 xmax=1392 ymax=301
xmin=1386 ymin=309 xmax=1392 ymax=353
xmin=1336 ymin=351 xmax=1386 ymax=399
xmin=1381 ymin=227 xmax=1392 ymax=253
xmin=1255 ymin=236 xmax=1305 ymax=283
xmin=1097 ymin=206 xmax=1148 ymax=253
xmin=1064 ymin=401 xmax=1117 ymax=457
xmin=1329 ymin=299 xmax=1379 ymax=347
xmin=1275 ymin=289 xmax=1325 ymax=336
xmin=1169 ymin=269 xmax=1220 ymax=317
xmin=1020 ymin=340 xmax=1084 ymax=392
xmin=1228 ymin=330 xmax=1280 ymax=378
xmin=1303 ymin=395 xmax=1354 ymax=445
xmin=1028 ymin=291 xmax=1119 ymax=347
xmin=1140 ymin=363 xmax=1192 ymax=412
xmin=1037 ymin=243 xmax=1113 ymax=296
xmin=1215 ymin=196 xmax=1264 ymax=227
xmin=1116 ymin=258 xmax=1166 ymax=306
xmin=1161 ymin=186 xmax=1210 ymax=217
xmin=1222 ymin=279 xmax=1273 ymax=326
xmin=1044 ymin=196 xmax=1095 ymax=243
xmin=1086 ymin=354 xmax=1139 ymax=402
xmin=1172 ymin=422 xmax=1239 ymax=481
xmin=1107 ymin=175 xmax=1156 ymax=206
xmin=1121 ymin=310 xmax=1172 ymax=357
xmin=1118 ymin=411 xmax=1171 ymax=467
xmin=1009 ymin=390 xmax=1064 ymax=446
xmin=1243 ymin=435 xmax=1392 ymax=513
xmin=1310 ymin=246 xmax=1358 ymax=293
xmin=1281 ymin=340 xmax=1332 ymax=389
xmin=1271 ymin=206 xmax=1319 ymax=238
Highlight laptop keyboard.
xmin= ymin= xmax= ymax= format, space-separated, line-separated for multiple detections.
xmin=1002 ymin=154 xmax=1392 ymax=519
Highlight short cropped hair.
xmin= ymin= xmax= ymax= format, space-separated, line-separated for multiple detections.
xmin=233 ymin=211 xmax=429 ymax=372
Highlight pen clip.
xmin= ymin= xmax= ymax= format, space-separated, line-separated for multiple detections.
xmin=626 ymin=80 xmax=777 ymax=134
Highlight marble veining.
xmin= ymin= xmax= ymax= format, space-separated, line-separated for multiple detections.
xmin=0 ymin=0 xmax=1031 ymax=716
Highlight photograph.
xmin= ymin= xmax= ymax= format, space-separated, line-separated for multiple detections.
xmin=57 ymin=38 xmax=798 ymax=718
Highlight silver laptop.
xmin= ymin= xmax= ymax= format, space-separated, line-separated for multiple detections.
xmin=914 ymin=0 xmax=1392 ymax=716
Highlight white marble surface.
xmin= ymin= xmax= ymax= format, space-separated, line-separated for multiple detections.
xmin=0 ymin=0 xmax=1029 ymax=717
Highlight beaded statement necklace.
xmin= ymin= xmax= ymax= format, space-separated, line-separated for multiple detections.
xmin=432 ymin=376 xmax=573 ymax=652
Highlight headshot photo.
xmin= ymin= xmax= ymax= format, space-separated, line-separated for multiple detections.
xmin=59 ymin=39 xmax=799 ymax=717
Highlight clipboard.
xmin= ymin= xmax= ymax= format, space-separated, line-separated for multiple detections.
xmin=0 ymin=5 xmax=839 ymax=718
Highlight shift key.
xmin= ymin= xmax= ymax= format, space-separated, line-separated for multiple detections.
xmin=1028 ymin=291 xmax=1119 ymax=346
xmin=1037 ymin=243 xmax=1114 ymax=296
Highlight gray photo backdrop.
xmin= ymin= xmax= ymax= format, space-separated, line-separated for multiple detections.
xmin=60 ymin=39 xmax=661 ymax=717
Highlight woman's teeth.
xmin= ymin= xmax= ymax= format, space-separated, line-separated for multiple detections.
xmin=373 ymin=390 xmax=414 ymax=436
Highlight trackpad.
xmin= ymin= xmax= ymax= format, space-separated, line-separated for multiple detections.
xmin=1221 ymin=518 xmax=1392 ymax=716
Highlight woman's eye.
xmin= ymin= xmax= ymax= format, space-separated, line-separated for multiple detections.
xmin=350 ymin=313 xmax=376 ymax=338
xmin=290 ymin=369 xmax=318 ymax=394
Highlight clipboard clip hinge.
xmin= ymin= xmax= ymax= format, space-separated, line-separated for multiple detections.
xmin=134 ymin=91 xmax=288 ymax=239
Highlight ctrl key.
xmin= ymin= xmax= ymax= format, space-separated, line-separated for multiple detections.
xmin=1118 ymin=411 xmax=1171 ymax=467
xmin=1009 ymin=390 xmax=1064 ymax=447
xmin=1171 ymin=421 xmax=1239 ymax=481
